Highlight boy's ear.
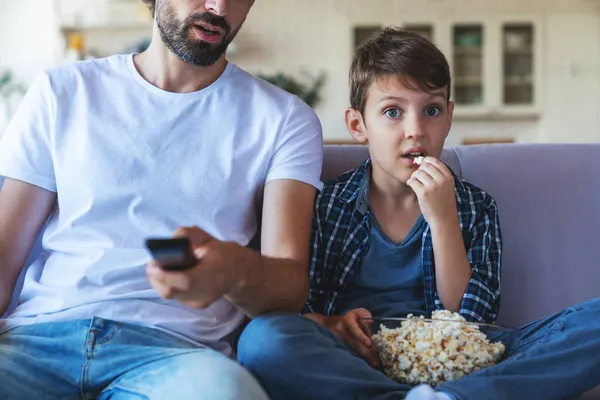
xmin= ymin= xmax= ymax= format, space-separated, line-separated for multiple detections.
xmin=345 ymin=108 xmax=368 ymax=144
xmin=446 ymin=101 xmax=455 ymax=138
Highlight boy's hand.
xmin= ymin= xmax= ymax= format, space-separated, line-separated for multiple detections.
xmin=324 ymin=308 xmax=378 ymax=367
xmin=407 ymin=157 xmax=457 ymax=228
xmin=146 ymin=227 xmax=239 ymax=309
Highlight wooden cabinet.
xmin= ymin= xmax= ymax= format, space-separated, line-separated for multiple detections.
xmin=353 ymin=17 xmax=542 ymax=120
xmin=436 ymin=17 xmax=541 ymax=119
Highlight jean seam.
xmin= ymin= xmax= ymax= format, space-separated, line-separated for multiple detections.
xmin=80 ymin=325 xmax=96 ymax=399
xmin=95 ymin=323 xmax=122 ymax=345
xmin=102 ymin=386 xmax=150 ymax=400
xmin=508 ymin=318 xmax=564 ymax=353
xmin=0 ymin=325 xmax=23 ymax=339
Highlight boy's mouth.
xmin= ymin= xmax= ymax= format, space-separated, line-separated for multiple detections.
xmin=401 ymin=148 xmax=425 ymax=167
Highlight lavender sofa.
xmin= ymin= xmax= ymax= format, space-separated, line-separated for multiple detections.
xmin=322 ymin=143 xmax=600 ymax=400
xmin=1 ymin=143 xmax=599 ymax=399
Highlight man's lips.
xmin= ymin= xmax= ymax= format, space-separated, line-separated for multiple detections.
xmin=193 ymin=22 xmax=225 ymax=35
xmin=192 ymin=25 xmax=225 ymax=44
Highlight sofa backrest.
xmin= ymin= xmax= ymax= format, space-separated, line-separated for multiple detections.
xmin=3 ymin=144 xmax=600 ymax=327
xmin=322 ymin=144 xmax=600 ymax=327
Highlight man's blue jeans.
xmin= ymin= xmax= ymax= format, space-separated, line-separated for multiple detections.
xmin=0 ymin=317 xmax=269 ymax=400
xmin=238 ymin=298 xmax=600 ymax=400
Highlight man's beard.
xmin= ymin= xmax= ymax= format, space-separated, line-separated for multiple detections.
xmin=157 ymin=3 xmax=240 ymax=67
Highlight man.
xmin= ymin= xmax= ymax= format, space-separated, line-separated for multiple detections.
xmin=0 ymin=0 xmax=323 ymax=398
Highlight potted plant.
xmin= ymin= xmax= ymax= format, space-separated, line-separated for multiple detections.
xmin=0 ymin=71 xmax=26 ymax=135
xmin=258 ymin=71 xmax=326 ymax=109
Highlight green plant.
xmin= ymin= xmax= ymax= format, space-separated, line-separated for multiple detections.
xmin=259 ymin=71 xmax=326 ymax=108
xmin=0 ymin=71 xmax=26 ymax=131
xmin=0 ymin=71 xmax=25 ymax=98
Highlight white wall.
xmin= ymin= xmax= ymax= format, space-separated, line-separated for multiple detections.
xmin=542 ymin=15 xmax=600 ymax=143
xmin=0 ymin=0 xmax=62 ymax=84
xmin=230 ymin=0 xmax=600 ymax=143
xmin=0 ymin=0 xmax=63 ymax=132
xmin=1 ymin=0 xmax=599 ymax=143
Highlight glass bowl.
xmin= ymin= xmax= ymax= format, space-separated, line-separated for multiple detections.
xmin=359 ymin=315 xmax=518 ymax=387
xmin=361 ymin=316 xmax=518 ymax=338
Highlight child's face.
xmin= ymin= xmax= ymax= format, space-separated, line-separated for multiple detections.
xmin=346 ymin=76 xmax=454 ymax=185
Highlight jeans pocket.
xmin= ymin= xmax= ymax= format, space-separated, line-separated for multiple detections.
xmin=0 ymin=324 xmax=23 ymax=339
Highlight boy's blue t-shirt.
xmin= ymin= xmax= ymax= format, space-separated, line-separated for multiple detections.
xmin=336 ymin=212 xmax=427 ymax=318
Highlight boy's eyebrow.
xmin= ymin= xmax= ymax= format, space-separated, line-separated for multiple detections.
xmin=378 ymin=93 xmax=447 ymax=103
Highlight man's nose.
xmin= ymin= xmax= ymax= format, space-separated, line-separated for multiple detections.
xmin=204 ymin=0 xmax=228 ymax=16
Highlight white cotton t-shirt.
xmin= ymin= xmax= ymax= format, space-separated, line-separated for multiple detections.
xmin=0 ymin=54 xmax=323 ymax=356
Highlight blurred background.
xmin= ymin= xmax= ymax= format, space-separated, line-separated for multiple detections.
xmin=1 ymin=0 xmax=600 ymax=145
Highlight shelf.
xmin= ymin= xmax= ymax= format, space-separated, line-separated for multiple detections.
xmin=454 ymin=108 xmax=540 ymax=121
xmin=60 ymin=21 xmax=153 ymax=33
xmin=454 ymin=47 xmax=483 ymax=56
xmin=455 ymin=76 xmax=483 ymax=86
xmin=504 ymin=77 xmax=534 ymax=86
xmin=504 ymin=48 xmax=533 ymax=56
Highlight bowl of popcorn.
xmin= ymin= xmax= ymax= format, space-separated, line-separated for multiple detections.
xmin=363 ymin=310 xmax=516 ymax=387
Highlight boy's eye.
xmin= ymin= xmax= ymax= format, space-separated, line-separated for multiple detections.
xmin=426 ymin=107 xmax=441 ymax=117
xmin=384 ymin=108 xmax=402 ymax=118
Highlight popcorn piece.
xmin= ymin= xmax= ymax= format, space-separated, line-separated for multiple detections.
xmin=414 ymin=156 xmax=425 ymax=165
xmin=372 ymin=310 xmax=505 ymax=387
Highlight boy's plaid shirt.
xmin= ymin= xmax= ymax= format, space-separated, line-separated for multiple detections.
xmin=302 ymin=158 xmax=502 ymax=323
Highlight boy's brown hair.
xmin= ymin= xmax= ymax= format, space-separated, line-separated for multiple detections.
xmin=350 ymin=27 xmax=451 ymax=115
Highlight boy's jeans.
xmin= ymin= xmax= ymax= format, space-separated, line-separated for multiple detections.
xmin=238 ymin=298 xmax=600 ymax=400
xmin=0 ymin=317 xmax=268 ymax=400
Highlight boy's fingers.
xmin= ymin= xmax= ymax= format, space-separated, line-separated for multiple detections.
xmin=418 ymin=162 xmax=446 ymax=182
xmin=348 ymin=338 xmax=378 ymax=367
xmin=406 ymin=176 xmax=423 ymax=190
xmin=412 ymin=169 xmax=435 ymax=186
xmin=351 ymin=309 xmax=373 ymax=337
xmin=423 ymin=157 xmax=453 ymax=178
xmin=347 ymin=319 xmax=372 ymax=347
xmin=357 ymin=317 xmax=373 ymax=338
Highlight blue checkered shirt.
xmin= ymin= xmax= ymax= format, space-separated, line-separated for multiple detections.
xmin=302 ymin=158 xmax=502 ymax=323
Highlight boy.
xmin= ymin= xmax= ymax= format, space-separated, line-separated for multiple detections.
xmin=238 ymin=28 xmax=600 ymax=400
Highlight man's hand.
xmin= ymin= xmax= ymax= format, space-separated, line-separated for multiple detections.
xmin=406 ymin=157 xmax=457 ymax=227
xmin=322 ymin=308 xmax=378 ymax=367
xmin=146 ymin=226 xmax=242 ymax=309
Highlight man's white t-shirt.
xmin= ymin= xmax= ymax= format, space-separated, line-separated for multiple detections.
xmin=0 ymin=54 xmax=323 ymax=356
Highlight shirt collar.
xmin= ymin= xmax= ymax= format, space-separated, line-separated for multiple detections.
xmin=335 ymin=158 xmax=372 ymax=216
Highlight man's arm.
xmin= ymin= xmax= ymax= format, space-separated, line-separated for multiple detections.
xmin=0 ymin=179 xmax=56 ymax=314
xmin=147 ymin=179 xmax=316 ymax=318
xmin=228 ymin=178 xmax=315 ymax=315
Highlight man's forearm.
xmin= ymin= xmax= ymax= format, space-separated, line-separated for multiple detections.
xmin=430 ymin=217 xmax=472 ymax=312
xmin=0 ymin=250 xmax=20 ymax=316
xmin=225 ymin=243 xmax=309 ymax=318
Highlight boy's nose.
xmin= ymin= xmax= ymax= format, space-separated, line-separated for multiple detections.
xmin=204 ymin=0 xmax=228 ymax=16
xmin=404 ymin=114 xmax=426 ymax=140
